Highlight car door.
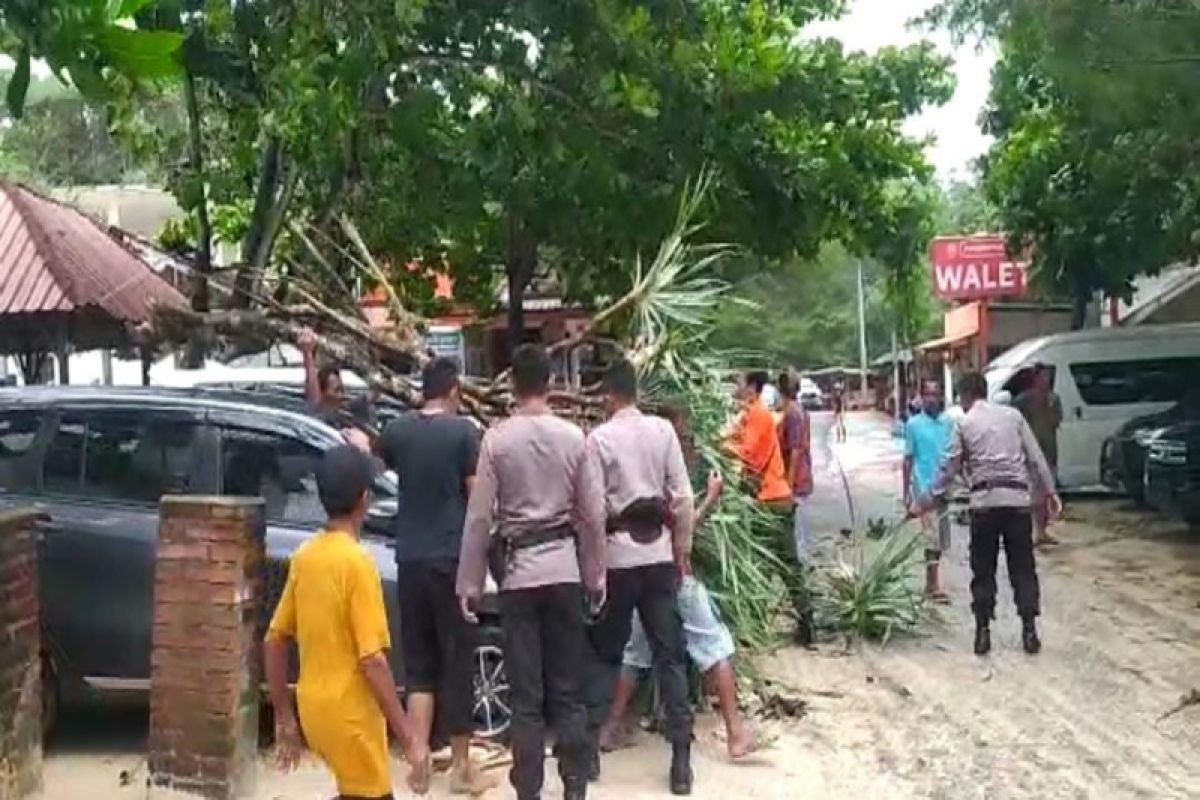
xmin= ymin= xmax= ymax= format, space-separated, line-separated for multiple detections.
xmin=212 ymin=413 xmax=403 ymax=678
xmin=38 ymin=405 xmax=217 ymax=684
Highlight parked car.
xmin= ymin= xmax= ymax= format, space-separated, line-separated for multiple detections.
xmin=1143 ymin=420 xmax=1200 ymax=529
xmin=985 ymin=323 xmax=1200 ymax=489
xmin=0 ymin=387 xmax=509 ymax=741
xmin=1101 ymin=399 xmax=1200 ymax=503
xmin=799 ymin=378 xmax=825 ymax=410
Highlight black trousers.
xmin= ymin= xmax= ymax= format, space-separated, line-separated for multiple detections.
xmin=969 ymin=506 xmax=1040 ymax=622
xmin=586 ymin=563 xmax=692 ymax=747
xmin=500 ymin=583 xmax=589 ymax=799
xmin=396 ymin=560 xmax=475 ymax=738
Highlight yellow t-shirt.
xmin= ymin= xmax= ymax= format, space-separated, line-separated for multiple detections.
xmin=268 ymin=529 xmax=393 ymax=798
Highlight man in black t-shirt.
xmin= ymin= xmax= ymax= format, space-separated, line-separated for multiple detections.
xmin=376 ymin=357 xmax=495 ymax=796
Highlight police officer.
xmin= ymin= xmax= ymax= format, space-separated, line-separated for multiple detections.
xmin=456 ymin=344 xmax=606 ymax=800
xmin=910 ymin=371 xmax=1061 ymax=656
xmin=585 ymin=359 xmax=695 ymax=795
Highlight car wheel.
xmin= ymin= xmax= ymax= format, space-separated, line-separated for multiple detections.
xmin=472 ymin=625 xmax=511 ymax=744
xmin=1123 ymin=464 xmax=1147 ymax=505
xmin=41 ymin=653 xmax=58 ymax=740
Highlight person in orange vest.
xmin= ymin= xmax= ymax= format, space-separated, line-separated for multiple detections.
xmin=730 ymin=371 xmax=792 ymax=507
xmin=730 ymin=371 xmax=811 ymax=642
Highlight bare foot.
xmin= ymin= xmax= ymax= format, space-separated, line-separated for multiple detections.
xmin=1037 ymin=531 xmax=1061 ymax=547
xmin=449 ymin=761 xmax=499 ymax=796
xmin=598 ymin=721 xmax=632 ymax=753
xmin=407 ymin=750 xmax=433 ymax=796
xmin=727 ymin=725 xmax=759 ymax=761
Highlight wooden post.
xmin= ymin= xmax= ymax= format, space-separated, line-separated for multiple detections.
xmin=977 ymin=300 xmax=991 ymax=369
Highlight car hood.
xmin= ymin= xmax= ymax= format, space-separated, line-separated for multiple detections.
xmin=1116 ymin=405 xmax=1189 ymax=438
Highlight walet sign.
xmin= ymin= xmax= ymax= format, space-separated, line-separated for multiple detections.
xmin=930 ymin=235 xmax=1028 ymax=300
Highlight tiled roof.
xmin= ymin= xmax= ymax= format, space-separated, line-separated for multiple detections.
xmin=0 ymin=181 xmax=185 ymax=321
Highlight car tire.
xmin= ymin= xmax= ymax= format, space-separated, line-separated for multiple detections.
xmin=1182 ymin=498 xmax=1200 ymax=531
xmin=471 ymin=624 xmax=511 ymax=745
xmin=1123 ymin=464 xmax=1147 ymax=506
xmin=41 ymin=653 xmax=58 ymax=741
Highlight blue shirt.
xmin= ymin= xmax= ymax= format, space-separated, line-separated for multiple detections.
xmin=905 ymin=412 xmax=954 ymax=496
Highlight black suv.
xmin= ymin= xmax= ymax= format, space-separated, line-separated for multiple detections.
xmin=0 ymin=387 xmax=509 ymax=740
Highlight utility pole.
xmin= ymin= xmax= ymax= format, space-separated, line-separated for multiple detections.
xmin=857 ymin=260 xmax=868 ymax=404
xmin=891 ymin=329 xmax=900 ymax=422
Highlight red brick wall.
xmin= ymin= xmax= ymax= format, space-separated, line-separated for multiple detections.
xmin=0 ymin=509 xmax=42 ymax=799
xmin=148 ymin=497 xmax=265 ymax=800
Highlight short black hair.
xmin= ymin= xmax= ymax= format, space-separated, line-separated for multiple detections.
xmin=511 ymin=344 xmax=551 ymax=398
xmin=317 ymin=364 xmax=341 ymax=394
xmin=422 ymin=356 xmax=460 ymax=401
xmin=316 ymin=445 xmax=374 ymax=517
xmin=779 ymin=372 xmax=798 ymax=400
xmin=956 ymin=371 xmax=988 ymax=402
xmin=603 ymin=359 xmax=638 ymax=401
xmin=745 ymin=370 xmax=769 ymax=394
xmin=659 ymin=398 xmax=690 ymax=427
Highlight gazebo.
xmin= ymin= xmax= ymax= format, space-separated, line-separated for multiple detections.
xmin=0 ymin=181 xmax=186 ymax=383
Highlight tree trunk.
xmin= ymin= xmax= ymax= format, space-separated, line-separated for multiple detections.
xmin=1070 ymin=289 xmax=1090 ymax=330
xmin=231 ymin=138 xmax=283 ymax=308
xmin=505 ymin=212 xmax=537 ymax=360
xmin=183 ymin=68 xmax=212 ymax=314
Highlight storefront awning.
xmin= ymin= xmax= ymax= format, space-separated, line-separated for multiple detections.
xmin=917 ymin=332 xmax=975 ymax=352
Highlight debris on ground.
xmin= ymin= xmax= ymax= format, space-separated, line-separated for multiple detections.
xmin=1156 ymin=688 xmax=1200 ymax=723
xmin=747 ymin=680 xmax=809 ymax=721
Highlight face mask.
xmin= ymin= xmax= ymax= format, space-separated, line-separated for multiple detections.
xmin=923 ymin=399 xmax=942 ymax=416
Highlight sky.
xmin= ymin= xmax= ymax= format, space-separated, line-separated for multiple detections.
xmin=807 ymin=0 xmax=996 ymax=182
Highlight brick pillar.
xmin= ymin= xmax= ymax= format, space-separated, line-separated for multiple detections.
xmin=0 ymin=509 xmax=42 ymax=800
xmin=148 ymin=497 xmax=265 ymax=800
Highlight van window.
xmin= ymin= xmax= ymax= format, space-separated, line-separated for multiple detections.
xmin=1070 ymin=358 xmax=1200 ymax=406
xmin=43 ymin=413 xmax=206 ymax=502
xmin=0 ymin=411 xmax=43 ymax=491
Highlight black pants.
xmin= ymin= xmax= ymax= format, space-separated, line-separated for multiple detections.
xmin=501 ymin=583 xmax=590 ymax=799
xmin=969 ymin=507 xmax=1040 ymax=622
xmin=397 ymin=560 xmax=475 ymax=738
xmin=587 ymin=563 xmax=692 ymax=747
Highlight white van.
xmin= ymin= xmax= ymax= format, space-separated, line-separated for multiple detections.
xmin=984 ymin=323 xmax=1200 ymax=489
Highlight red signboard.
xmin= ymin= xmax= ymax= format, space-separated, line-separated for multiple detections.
xmin=930 ymin=235 xmax=1028 ymax=300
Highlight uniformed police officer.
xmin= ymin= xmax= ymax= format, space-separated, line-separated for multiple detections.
xmin=456 ymin=344 xmax=606 ymax=800
xmin=910 ymin=371 xmax=1061 ymax=656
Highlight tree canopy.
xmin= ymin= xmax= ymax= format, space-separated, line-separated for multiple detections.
xmin=930 ymin=0 xmax=1200 ymax=325
xmin=0 ymin=1 xmax=956 ymax=349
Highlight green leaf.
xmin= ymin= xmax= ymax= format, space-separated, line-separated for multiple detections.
xmin=6 ymin=46 xmax=31 ymax=120
xmin=110 ymin=0 xmax=159 ymax=20
xmin=95 ymin=26 xmax=184 ymax=81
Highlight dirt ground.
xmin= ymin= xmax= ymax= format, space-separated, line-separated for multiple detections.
xmin=37 ymin=413 xmax=1200 ymax=799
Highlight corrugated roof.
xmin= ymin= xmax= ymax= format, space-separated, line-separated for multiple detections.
xmin=0 ymin=181 xmax=185 ymax=321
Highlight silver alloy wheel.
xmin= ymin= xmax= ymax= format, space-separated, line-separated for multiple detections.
xmin=472 ymin=642 xmax=511 ymax=740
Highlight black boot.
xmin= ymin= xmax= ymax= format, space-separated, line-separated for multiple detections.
xmin=1022 ymin=618 xmax=1041 ymax=655
xmin=670 ymin=741 xmax=693 ymax=796
xmin=973 ymin=621 xmax=991 ymax=656
xmin=564 ymin=779 xmax=588 ymax=800
xmin=587 ymin=747 xmax=601 ymax=782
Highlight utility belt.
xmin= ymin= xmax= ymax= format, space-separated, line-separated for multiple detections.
xmin=969 ymin=478 xmax=1029 ymax=494
xmin=605 ymin=497 xmax=669 ymax=544
xmin=487 ymin=523 xmax=575 ymax=585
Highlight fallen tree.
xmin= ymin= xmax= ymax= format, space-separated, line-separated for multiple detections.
xmin=138 ymin=173 xmax=796 ymax=649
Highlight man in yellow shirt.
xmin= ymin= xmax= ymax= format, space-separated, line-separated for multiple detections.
xmin=265 ymin=445 xmax=430 ymax=798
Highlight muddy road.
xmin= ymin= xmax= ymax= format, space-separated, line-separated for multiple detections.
xmin=39 ymin=413 xmax=1200 ymax=799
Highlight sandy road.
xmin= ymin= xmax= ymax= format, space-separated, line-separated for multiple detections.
xmin=38 ymin=413 xmax=1200 ymax=799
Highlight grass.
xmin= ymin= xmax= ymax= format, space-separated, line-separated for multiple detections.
xmin=821 ymin=526 xmax=927 ymax=643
